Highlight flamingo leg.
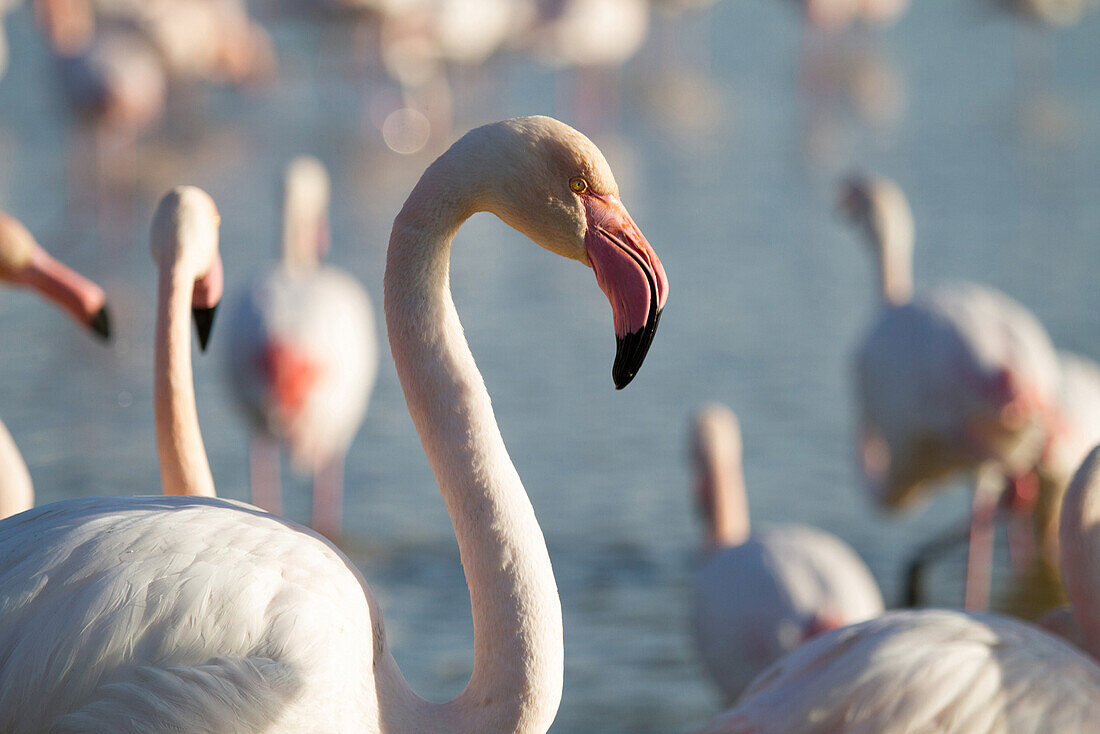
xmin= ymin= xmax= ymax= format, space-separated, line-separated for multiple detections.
xmin=312 ymin=454 xmax=344 ymax=541
xmin=964 ymin=463 xmax=1002 ymax=611
xmin=249 ymin=435 xmax=282 ymax=515
xmin=1003 ymin=471 xmax=1039 ymax=576
xmin=902 ymin=518 xmax=972 ymax=607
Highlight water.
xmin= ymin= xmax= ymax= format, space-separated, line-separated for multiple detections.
xmin=1 ymin=2 xmax=1099 ymax=731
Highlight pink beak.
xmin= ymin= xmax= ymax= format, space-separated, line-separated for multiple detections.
xmin=191 ymin=253 xmax=224 ymax=352
xmin=19 ymin=246 xmax=111 ymax=340
xmin=583 ymin=193 xmax=669 ymax=389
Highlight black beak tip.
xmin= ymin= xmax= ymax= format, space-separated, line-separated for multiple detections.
xmin=89 ymin=305 xmax=112 ymax=341
xmin=192 ymin=305 xmax=218 ymax=352
xmin=611 ymin=308 xmax=662 ymax=391
xmin=613 ymin=372 xmax=633 ymax=391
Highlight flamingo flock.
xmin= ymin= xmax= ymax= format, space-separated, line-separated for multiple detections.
xmin=0 ymin=0 xmax=1097 ymax=732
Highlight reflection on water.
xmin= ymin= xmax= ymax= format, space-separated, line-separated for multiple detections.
xmin=1 ymin=1 xmax=1099 ymax=731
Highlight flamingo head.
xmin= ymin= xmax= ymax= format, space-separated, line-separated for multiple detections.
xmin=151 ymin=186 xmax=224 ymax=351
xmin=457 ymin=116 xmax=669 ymax=388
xmin=837 ymin=173 xmax=913 ymax=247
xmin=0 ymin=211 xmax=110 ymax=340
xmin=838 ymin=172 xmax=915 ymax=304
xmin=836 ymin=174 xmax=874 ymax=223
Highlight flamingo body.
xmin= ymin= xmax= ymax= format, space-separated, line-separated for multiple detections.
xmin=857 ymin=282 xmax=1060 ymax=507
xmin=705 ymin=609 xmax=1100 ymax=733
xmin=689 ymin=404 xmax=883 ymax=702
xmin=706 ymin=429 xmax=1100 ymax=733
xmin=693 ymin=524 xmax=884 ymax=702
xmin=228 ymin=265 xmax=377 ymax=472
xmin=56 ymin=32 xmax=167 ymax=133
xmin=0 ymin=495 xmax=378 ymax=733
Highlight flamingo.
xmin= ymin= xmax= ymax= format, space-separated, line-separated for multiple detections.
xmin=702 ymin=443 xmax=1100 ymax=733
xmin=801 ymin=0 xmax=909 ymax=30
xmin=1031 ymin=351 xmax=1100 ymax=560
xmin=839 ymin=173 xmax=1061 ymax=610
xmin=690 ymin=403 xmax=884 ymax=703
xmin=515 ymin=0 xmax=651 ymax=69
xmin=0 ymin=211 xmax=110 ymax=519
xmin=33 ymin=0 xmax=167 ymax=137
xmin=1012 ymin=0 xmax=1095 ymax=26
xmin=226 ymin=156 xmax=377 ymax=538
xmin=0 ymin=116 xmax=668 ymax=731
xmin=37 ymin=0 xmax=275 ymax=88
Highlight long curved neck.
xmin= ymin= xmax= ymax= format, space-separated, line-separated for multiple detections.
xmin=699 ymin=445 xmax=749 ymax=551
xmin=875 ymin=240 xmax=912 ymax=306
xmin=1060 ymin=448 xmax=1100 ymax=660
xmin=154 ymin=259 xmax=215 ymax=497
xmin=0 ymin=417 xmax=33 ymax=520
xmin=281 ymin=190 xmax=324 ymax=272
xmin=379 ymin=163 xmax=563 ymax=733
xmin=867 ymin=197 xmax=914 ymax=306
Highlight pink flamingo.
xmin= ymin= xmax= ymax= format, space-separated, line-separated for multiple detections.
xmin=0 ymin=211 xmax=110 ymax=519
xmin=227 ymin=157 xmax=377 ymax=539
xmin=34 ymin=0 xmax=167 ymax=136
xmin=0 ymin=117 xmax=667 ymax=731
xmin=691 ymin=403 xmax=884 ymax=703
xmin=701 ymin=443 xmax=1100 ymax=733
xmin=839 ymin=173 xmax=1062 ymax=610
xmin=1030 ymin=351 xmax=1100 ymax=562
xmin=802 ymin=0 xmax=909 ymax=30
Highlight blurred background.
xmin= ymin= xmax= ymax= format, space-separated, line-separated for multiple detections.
xmin=1 ymin=0 xmax=1099 ymax=730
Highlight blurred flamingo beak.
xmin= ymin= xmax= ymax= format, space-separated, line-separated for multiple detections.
xmin=583 ymin=194 xmax=669 ymax=389
xmin=20 ymin=247 xmax=111 ymax=341
xmin=191 ymin=253 xmax=223 ymax=352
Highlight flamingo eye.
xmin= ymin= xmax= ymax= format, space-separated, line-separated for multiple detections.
xmin=569 ymin=177 xmax=588 ymax=194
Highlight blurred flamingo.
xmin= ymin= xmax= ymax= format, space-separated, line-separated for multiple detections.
xmin=701 ymin=443 xmax=1100 ymax=733
xmin=1028 ymin=351 xmax=1100 ymax=562
xmin=801 ymin=0 xmax=910 ymax=30
xmin=690 ymin=403 xmax=883 ymax=703
xmin=227 ymin=157 xmax=377 ymax=539
xmin=839 ymin=173 xmax=1062 ymax=610
xmin=34 ymin=0 xmax=167 ymax=136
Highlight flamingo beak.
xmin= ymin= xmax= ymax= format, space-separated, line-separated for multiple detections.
xmin=20 ymin=247 xmax=111 ymax=341
xmin=191 ymin=253 xmax=224 ymax=352
xmin=583 ymin=194 xmax=669 ymax=389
